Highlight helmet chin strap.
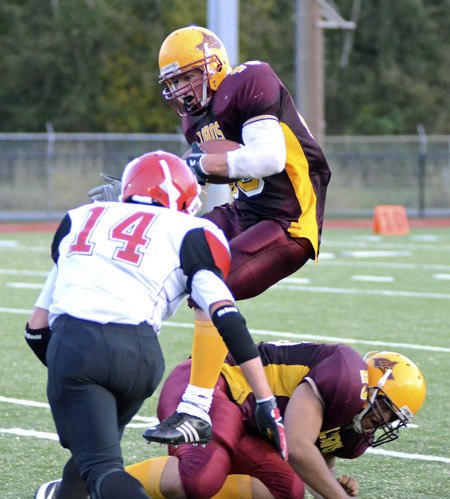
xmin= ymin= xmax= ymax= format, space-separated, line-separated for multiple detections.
xmin=353 ymin=368 xmax=393 ymax=433
xmin=180 ymin=70 xmax=211 ymax=114
xmin=376 ymin=368 xmax=392 ymax=388
xmin=200 ymin=77 xmax=210 ymax=108
xmin=199 ymin=42 xmax=215 ymax=108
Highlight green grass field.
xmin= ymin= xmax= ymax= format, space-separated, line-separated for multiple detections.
xmin=1 ymin=226 xmax=449 ymax=498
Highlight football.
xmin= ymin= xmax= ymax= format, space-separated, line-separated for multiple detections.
xmin=182 ymin=139 xmax=242 ymax=184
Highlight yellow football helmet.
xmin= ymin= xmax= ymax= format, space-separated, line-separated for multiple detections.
xmin=353 ymin=351 xmax=426 ymax=447
xmin=158 ymin=26 xmax=231 ymax=116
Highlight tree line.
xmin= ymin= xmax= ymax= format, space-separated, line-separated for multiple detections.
xmin=1 ymin=0 xmax=448 ymax=135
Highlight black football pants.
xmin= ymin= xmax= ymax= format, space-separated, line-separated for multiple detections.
xmin=46 ymin=314 xmax=164 ymax=497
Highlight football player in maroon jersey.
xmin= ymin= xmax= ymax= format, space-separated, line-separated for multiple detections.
xmin=31 ymin=335 xmax=425 ymax=498
xmin=88 ymin=25 xmax=332 ymax=450
xmin=127 ymin=344 xmax=426 ymax=498
xmin=142 ymin=25 xmax=333 ymax=446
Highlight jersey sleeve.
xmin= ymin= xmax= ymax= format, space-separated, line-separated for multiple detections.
xmin=34 ymin=264 xmax=58 ymax=309
xmin=51 ymin=213 xmax=72 ymax=263
xmin=303 ymin=345 xmax=368 ymax=429
xmin=230 ymin=62 xmax=283 ymax=124
xmin=190 ymin=270 xmax=234 ymax=315
xmin=179 ymin=226 xmax=231 ymax=293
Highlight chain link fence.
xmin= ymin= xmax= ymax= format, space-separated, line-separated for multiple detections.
xmin=0 ymin=133 xmax=449 ymax=220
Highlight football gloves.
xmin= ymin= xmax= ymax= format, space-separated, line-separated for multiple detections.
xmin=87 ymin=172 xmax=122 ymax=202
xmin=184 ymin=143 xmax=208 ymax=185
xmin=255 ymin=396 xmax=288 ymax=460
xmin=24 ymin=323 xmax=52 ymax=367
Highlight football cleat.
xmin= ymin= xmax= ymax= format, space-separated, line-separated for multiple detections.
xmin=143 ymin=411 xmax=212 ymax=445
xmin=34 ymin=479 xmax=61 ymax=499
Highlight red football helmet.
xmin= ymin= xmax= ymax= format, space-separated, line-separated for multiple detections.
xmin=121 ymin=151 xmax=201 ymax=215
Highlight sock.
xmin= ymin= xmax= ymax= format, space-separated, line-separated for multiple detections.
xmin=177 ymin=384 xmax=214 ymax=423
xmin=97 ymin=470 xmax=148 ymax=499
xmin=212 ymin=474 xmax=253 ymax=499
xmin=126 ymin=456 xmax=169 ymax=499
xmin=57 ymin=457 xmax=88 ymax=499
xmin=189 ymin=320 xmax=228 ymax=389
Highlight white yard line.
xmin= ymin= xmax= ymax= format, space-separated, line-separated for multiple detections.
xmin=341 ymin=250 xmax=412 ymax=258
xmin=350 ymin=275 xmax=394 ymax=282
xmin=0 ymin=268 xmax=50 ymax=276
xmin=323 ymin=240 xmax=450 ymax=251
xmin=247 ymin=329 xmax=450 ymax=353
xmin=0 ymin=245 xmax=47 ymax=253
xmin=319 ymin=260 xmax=450 ymax=271
xmin=366 ymin=448 xmax=450 ymax=464
xmin=273 ymin=283 xmax=450 ymax=300
xmin=0 ymin=428 xmax=59 ymax=441
xmin=7 ymin=282 xmax=44 ymax=289
xmin=0 ymin=396 xmax=157 ymax=424
xmin=1 ymin=307 xmax=448 ymax=353
xmin=162 ymin=322 xmax=450 ymax=354
xmin=0 ymin=397 xmax=447 ymax=464
xmin=0 ymin=306 xmax=31 ymax=314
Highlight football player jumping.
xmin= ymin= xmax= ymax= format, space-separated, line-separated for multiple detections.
xmin=89 ymin=25 xmax=332 ymax=445
xmin=28 ymin=151 xmax=285 ymax=499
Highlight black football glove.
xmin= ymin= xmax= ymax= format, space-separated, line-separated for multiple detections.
xmin=255 ymin=396 xmax=288 ymax=460
xmin=87 ymin=172 xmax=122 ymax=202
xmin=184 ymin=143 xmax=208 ymax=185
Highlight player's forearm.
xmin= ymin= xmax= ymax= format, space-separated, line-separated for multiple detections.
xmin=238 ymin=357 xmax=273 ymax=400
xmin=201 ymin=153 xmax=230 ymax=177
xmin=289 ymin=447 xmax=349 ymax=499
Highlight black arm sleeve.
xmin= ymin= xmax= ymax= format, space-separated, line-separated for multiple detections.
xmin=211 ymin=305 xmax=259 ymax=365
xmin=24 ymin=323 xmax=52 ymax=367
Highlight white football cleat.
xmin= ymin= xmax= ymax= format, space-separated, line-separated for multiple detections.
xmin=34 ymin=479 xmax=61 ymax=499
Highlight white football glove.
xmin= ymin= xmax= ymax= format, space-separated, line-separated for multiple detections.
xmin=88 ymin=172 xmax=122 ymax=202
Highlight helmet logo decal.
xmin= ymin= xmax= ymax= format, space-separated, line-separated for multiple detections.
xmin=196 ymin=33 xmax=222 ymax=51
xmin=373 ymin=358 xmax=397 ymax=379
xmin=159 ymin=159 xmax=180 ymax=210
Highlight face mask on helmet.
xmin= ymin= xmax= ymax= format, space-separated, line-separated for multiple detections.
xmin=163 ymin=68 xmax=210 ymax=116
xmin=120 ymin=151 xmax=201 ymax=216
xmin=353 ymin=351 xmax=426 ymax=447
xmin=158 ymin=26 xmax=230 ymax=116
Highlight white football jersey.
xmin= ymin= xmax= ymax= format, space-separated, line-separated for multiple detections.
xmin=49 ymin=202 xmax=233 ymax=331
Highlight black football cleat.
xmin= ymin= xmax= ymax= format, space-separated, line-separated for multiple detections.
xmin=34 ymin=479 xmax=61 ymax=499
xmin=143 ymin=411 xmax=212 ymax=445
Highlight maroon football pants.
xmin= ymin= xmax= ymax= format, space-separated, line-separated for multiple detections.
xmin=157 ymin=360 xmax=305 ymax=499
xmin=203 ymin=204 xmax=314 ymax=300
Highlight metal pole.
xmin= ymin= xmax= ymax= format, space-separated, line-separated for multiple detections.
xmin=296 ymin=0 xmax=324 ymax=144
xmin=204 ymin=0 xmax=238 ymax=211
xmin=46 ymin=122 xmax=55 ymax=217
xmin=417 ymin=124 xmax=427 ymax=218
xmin=207 ymin=0 xmax=239 ymax=66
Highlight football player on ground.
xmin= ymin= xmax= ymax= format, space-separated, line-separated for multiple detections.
xmin=32 ymin=341 xmax=426 ymax=498
xmin=28 ymin=151 xmax=285 ymax=499
xmin=88 ymin=25 xmax=332 ymax=444
xmin=124 ymin=343 xmax=425 ymax=498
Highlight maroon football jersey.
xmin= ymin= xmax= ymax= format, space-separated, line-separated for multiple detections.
xmin=221 ymin=341 xmax=369 ymax=459
xmin=182 ymin=61 xmax=331 ymax=258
